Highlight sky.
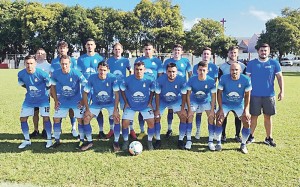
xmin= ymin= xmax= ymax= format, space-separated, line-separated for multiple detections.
xmin=35 ymin=0 xmax=300 ymax=37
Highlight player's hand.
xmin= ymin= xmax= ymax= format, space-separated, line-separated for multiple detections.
xmin=77 ymin=101 xmax=84 ymax=109
xmin=113 ymin=110 xmax=120 ymax=122
xmin=278 ymin=92 xmax=284 ymax=101
xmin=242 ymin=110 xmax=251 ymax=124
xmin=147 ymin=103 xmax=153 ymax=110
xmin=187 ymin=110 xmax=193 ymax=120
xmin=154 ymin=110 xmax=161 ymax=120
xmin=123 ymin=103 xmax=129 ymax=111
xmin=84 ymin=109 xmax=92 ymax=119
xmin=54 ymin=101 xmax=60 ymax=110
xmin=216 ymin=109 xmax=224 ymax=123
xmin=178 ymin=109 xmax=187 ymax=119
xmin=208 ymin=110 xmax=215 ymax=120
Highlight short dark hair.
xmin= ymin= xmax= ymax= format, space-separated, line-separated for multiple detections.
xmin=86 ymin=38 xmax=95 ymax=44
xmin=258 ymin=43 xmax=270 ymax=49
xmin=202 ymin=47 xmax=211 ymax=52
xmin=36 ymin=48 xmax=45 ymax=52
xmin=59 ymin=55 xmax=70 ymax=63
xmin=24 ymin=55 xmax=36 ymax=61
xmin=58 ymin=41 xmax=68 ymax=48
xmin=134 ymin=61 xmax=145 ymax=67
xmin=97 ymin=60 xmax=109 ymax=69
xmin=173 ymin=44 xmax=183 ymax=50
xmin=228 ymin=45 xmax=239 ymax=51
xmin=166 ymin=62 xmax=177 ymax=70
xmin=197 ymin=61 xmax=208 ymax=68
xmin=144 ymin=42 xmax=153 ymax=47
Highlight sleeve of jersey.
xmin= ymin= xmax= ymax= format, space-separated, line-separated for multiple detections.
xmin=113 ymin=78 xmax=119 ymax=92
xmin=154 ymin=80 xmax=161 ymax=94
xmin=120 ymin=80 xmax=127 ymax=91
xmin=76 ymin=58 xmax=82 ymax=72
xmin=245 ymin=62 xmax=252 ymax=75
xmin=211 ymin=82 xmax=217 ymax=93
xmin=245 ymin=77 xmax=252 ymax=92
xmin=186 ymin=60 xmax=192 ymax=72
xmin=79 ymin=72 xmax=88 ymax=87
xmin=213 ymin=65 xmax=219 ymax=78
xmin=126 ymin=59 xmax=132 ymax=70
xmin=50 ymin=72 xmax=57 ymax=85
xmin=192 ymin=65 xmax=197 ymax=76
xmin=17 ymin=72 xmax=24 ymax=86
xmin=181 ymin=81 xmax=187 ymax=94
xmin=71 ymin=58 xmax=77 ymax=70
xmin=150 ymin=81 xmax=155 ymax=92
xmin=43 ymin=72 xmax=51 ymax=87
xmin=217 ymin=77 xmax=224 ymax=90
xmin=83 ymin=78 xmax=92 ymax=93
xmin=186 ymin=79 xmax=192 ymax=91
xmin=274 ymin=61 xmax=282 ymax=74
xmin=157 ymin=59 xmax=164 ymax=74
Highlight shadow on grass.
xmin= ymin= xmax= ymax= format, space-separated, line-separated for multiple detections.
xmin=283 ymin=72 xmax=300 ymax=76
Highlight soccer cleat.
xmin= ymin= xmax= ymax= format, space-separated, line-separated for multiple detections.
xmin=165 ymin=130 xmax=173 ymax=139
xmin=208 ymin=142 xmax=215 ymax=151
xmin=235 ymin=135 xmax=242 ymax=143
xmin=80 ymin=141 xmax=93 ymax=151
xmin=113 ymin=142 xmax=120 ymax=152
xmin=215 ymin=144 xmax=222 ymax=151
xmin=71 ymin=129 xmax=79 ymax=138
xmin=42 ymin=129 xmax=47 ymax=139
xmin=130 ymin=130 xmax=137 ymax=140
xmin=29 ymin=130 xmax=39 ymax=138
xmin=154 ymin=140 xmax=161 ymax=149
xmin=45 ymin=140 xmax=52 ymax=148
xmin=177 ymin=140 xmax=185 ymax=150
xmin=52 ymin=141 xmax=61 ymax=148
xmin=122 ymin=141 xmax=129 ymax=151
xmin=185 ymin=141 xmax=192 ymax=150
xmin=106 ymin=130 xmax=114 ymax=139
xmin=76 ymin=141 xmax=84 ymax=149
xmin=195 ymin=132 xmax=200 ymax=140
xmin=147 ymin=141 xmax=154 ymax=151
xmin=18 ymin=140 xmax=31 ymax=149
xmin=221 ymin=135 xmax=227 ymax=142
xmin=246 ymin=135 xmax=255 ymax=144
xmin=264 ymin=137 xmax=276 ymax=147
xmin=98 ymin=131 xmax=107 ymax=140
xmin=240 ymin=144 xmax=248 ymax=154
xmin=137 ymin=132 xmax=146 ymax=140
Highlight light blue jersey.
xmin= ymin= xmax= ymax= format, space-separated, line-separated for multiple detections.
xmin=218 ymin=74 xmax=252 ymax=107
xmin=18 ymin=68 xmax=51 ymax=107
xmin=163 ymin=58 xmax=192 ymax=78
xmin=84 ymin=73 xmax=119 ymax=107
xmin=107 ymin=57 xmax=131 ymax=83
xmin=76 ymin=53 xmax=104 ymax=79
xmin=246 ymin=58 xmax=281 ymax=97
xmin=187 ymin=76 xmax=216 ymax=104
xmin=120 ymin=75 xmax=155 ymax=111
xmin=50 ymin=56 xmax=77 ymax=73
xmin=192 ymin=62 xmax=218 ymax=80
xmin=135 ymin=56 xmax=163 ymax=80
xmin=155 ymin=74 xmax=187 ymax=104
xmin=51 ymin=69 xmax=87 ymax=108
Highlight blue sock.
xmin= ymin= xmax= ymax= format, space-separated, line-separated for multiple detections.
xmin=129 ymin=120 xmax=134 ymax=131
xmin=138 ymin=113 xmax=145 ymax=133
xmin=186 ymin=122 xmax=192 ymax=141
xmin=44 ymin=121 xmax=52 ymax=140
xmin=241 ymin=127 xmax=251 ymax=145
xmin=78 ymin=124 xmax=84 ymax=141
xmin=148 ymin=127 xmax=155 ymax=141
xmin=122 ymin=128 xmax=129 ymax=141
xmin=167 ymin=111 xmax=173 ymax=130
xmin=83 ymin=124 xmax=93 ymax=142
xmin=21 ymin=121 xmax=30 ymax=140
xmin=215 ymin=126 xmax=223 ymax=145
xmin=53 ymin=122 xmax=61 ymax=141
xmin=179 ymin=123 xmax=186 ymax=140
xmin=97 ymin=113 xmax=104 ymax=131
xmin=109 ymin=117 xmax=114 ymax=130
xmin=208 ymin=123 xmax=215 ymax=142
xmin=154 ymin=122 xmax=161 ymax=140
xmin=70 ymin=117 xmax=76 ymax=130
xmin=196 ymin=113 xmax=202 ymax=132
xmin=114 ymin=124 xmax=121 ymax=142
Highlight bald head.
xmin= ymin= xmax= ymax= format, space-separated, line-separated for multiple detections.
xmin=230 ymin=62 xmax=241 ymax=80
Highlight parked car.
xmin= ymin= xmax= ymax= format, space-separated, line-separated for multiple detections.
xmin=280 ymin=58 xmax=293 ymax=66
xmin=292 ymin=56 xmax=300 ymax=66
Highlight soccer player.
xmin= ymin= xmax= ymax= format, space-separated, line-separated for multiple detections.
xmin=163 ymin=44 xmax=192 ymax=138
xmin=76 ymin=38 xmax=106 ymax=139
xmin=134 ymin=43 xmax=163 ymax=140
xmin=30 ymin=48 xmax=51 ymax=139
xmin=50 ymin=55 xmax=87 ymax=148
xmin=218 ymin=46 xmax=246 ymax=142
xmin=120 ymin=61 xmax=156 ymax=151
xmin=246 ymin=43 xmax=284 ymax=147
xmin=216 ymin=63 xmax=252 ymax=153
xmin=50 ymin=41 xmax=78 ymax=138
xmin=81 ymin=61 xmax=120 ymax=151
xmin=154 ymin=63 xmax=187 ymax=149
xmin=107 ymin=43 xmax=132 ymax=139
xmin=192 ymin=47 xmax=218 ymax=140
xmin=186 ymin=61 xmax=216 ymax=150
xmin=18 ymin=55 xmax=52 ymax=149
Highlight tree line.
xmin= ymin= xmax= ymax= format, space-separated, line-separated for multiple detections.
xmin=0 ymin=0 xmax=299 ymax=62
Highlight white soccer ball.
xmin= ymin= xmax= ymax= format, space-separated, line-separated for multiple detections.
xmin=129 ymin=141 xmax=143 ymax=156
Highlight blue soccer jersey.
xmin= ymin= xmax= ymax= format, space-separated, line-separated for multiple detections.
xmin=192 ymin=62 xmax=218 ymax=80
xmin=120 ymin=75 xmax=155 ymax=111
xmin=51 ymin=69 xmax=87 ymax=108
xmin=135 ymin=56 xmax=163 ymax=80
xmin=155 ymin=74 xmax=187 ymax=104
xmin=107 ymin=56 xmax=131 ymax=82
xmin=18 ymin=68 xmax=51 ymax=107
xmin=246 ymin=58 xmax=281 ymax=97
xmin=187 ymin=76 xmax=216 ymax=104
xmin=218 ymin=74 xmax=252 ymax=107
xmin=163 ymin=58 xmax=192 ymax=78
xmin=84 ymin=73 xmax=119 ymax=107
xmin=50 ymin=56 xmax=77 ymax=73
xmin=76 ymin=53 xmax=104 ymax=79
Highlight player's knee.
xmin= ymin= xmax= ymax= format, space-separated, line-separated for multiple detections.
xmin=53 ymin=118 xmax=60 ymax=123
xmin=83 ymin=116 xmax=90 ymax=124
xmin=20 ymin=117 xmax=27 ymax=122
xmin=43 ymin=116 xmax=50 ymax=122
xmin=208 ymin=117 xmax=215 ymax=125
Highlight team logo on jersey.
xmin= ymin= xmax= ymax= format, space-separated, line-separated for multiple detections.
xmin=205 ymin=85 xmax=208 ymax=89
xmin=238 ymin=84 xmax=241 ymax=88
xmin=195 ymin=91 xmax=206 ymax=99
xmin=227 ymin=92 xmax=240 ymax=102
xmin=70 ymin=78 xmax=72 ymax=82
xmin=165 ymin=92 xmax=177 ymax=102
xmin=34 ymin=78 xmax=38 ymax=82
xmin=152 ymin=62 xmax=156 ymax=65
xmin=175 ymin=85 xmax=177 ymax=89
xmin=97 ymin=91 xmax=110 ymax=103
xmin=94 ymin=59 xmax=98 ymax=64
xmin=209 ymin=68 xmax=212 ymax=71
xmin=106 ymin=82 xmax=109 ymax=87
xmin=121 ymin=63 xmax=123 ymax=66
xmin=143 ymin=83 xmax=146 ymax=87
xmin=181 ymin=63 xmax=184 ymax=67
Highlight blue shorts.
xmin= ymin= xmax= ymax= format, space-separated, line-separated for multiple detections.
xmin=220 ymin=104 xmax=243 ymax=118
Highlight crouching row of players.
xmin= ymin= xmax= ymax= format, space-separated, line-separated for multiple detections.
xmin=18 ymin=55 xmax=251 ymax=154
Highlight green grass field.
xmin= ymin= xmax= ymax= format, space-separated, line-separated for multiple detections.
xmin=0 ymin=70 xmax=299 ymax=187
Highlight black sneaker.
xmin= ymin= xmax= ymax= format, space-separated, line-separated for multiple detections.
xmin=177 ymin=140 xmax=185 ymax=150
xmin=42 ymin=129 xmax=47 ymax=139
xmin=221 ymin=135 xmax=227 ymax=142
xmin=80 ymin=141 xmax=93 ymax=151
xmin=52 ymin=140 xmax=61 ymax=148
xmin=154 ymin=140 xmax=161 ymax=149
xmin=246 ymin=134 xmax=255 ymax=144
xmin=122 ymin=141 xmax=129 ymax=151
xmin=147 ymin=141 xmax=154 ymax=151
xmin=166 ymin=130 xmax=173 ymax=138
xmin=264 ymin=137 xmax=276 ymax=147
xmin=29 ymin=130 xmax=39 ymax=138
xmin=98 ymin=131 xmax=107 ymax=140
xmin=235 ymin=135 xmax=242 ymax=143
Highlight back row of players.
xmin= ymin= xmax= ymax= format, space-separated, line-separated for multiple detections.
xmin=18 ymin=39 xmax=284 ymax=154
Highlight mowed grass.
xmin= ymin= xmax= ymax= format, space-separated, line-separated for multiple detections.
xmin=0 ymin=69 xmax=299 ymax=187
